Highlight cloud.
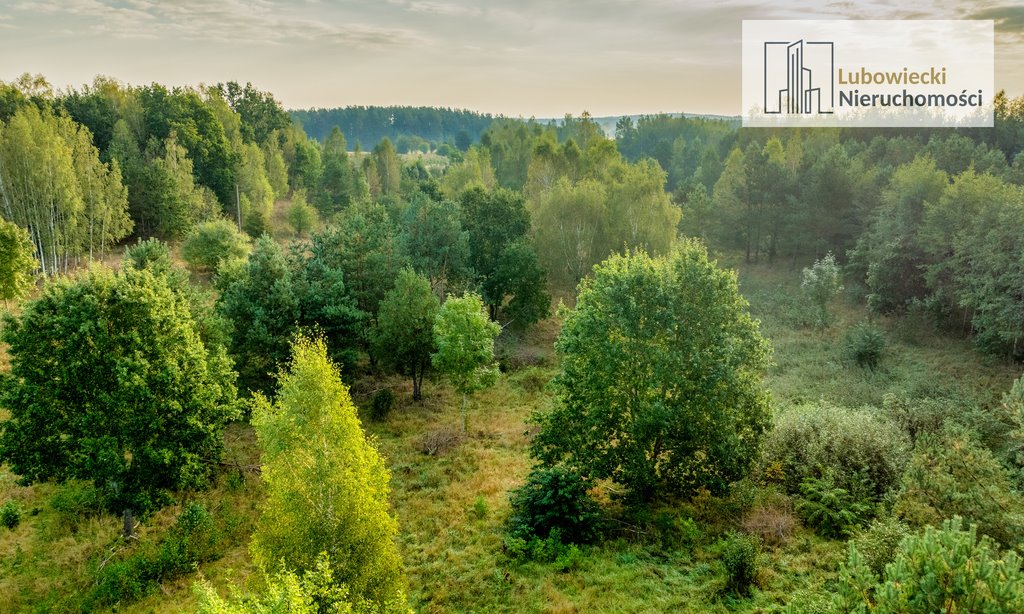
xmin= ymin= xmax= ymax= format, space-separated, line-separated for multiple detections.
xmin=971 ymin=5 xmax=1024 ymax=34
xmin=11 ymin=0 xmax=429 ymax=47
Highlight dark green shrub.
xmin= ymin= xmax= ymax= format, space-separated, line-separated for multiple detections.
xmin=762 ymin=404 xmax=910 ymax=503
xmin=369 ymin=388 xmax=395 ymax=422
xmin=721 ymin=532 xmax=760 ymax=596
xmin=851 ymin=516 xmax=910 ymax=578
xmin=797 ymin=475 xmax=871 ymax=539
xmin=844 ymin=321 xmax=886 ymax=370
xmin=835 ymin=518 xmax=1024 ymax=613
xmin=508 ymin=465 xmax=599 ymax=544
xmin=50 ymin=481 xmax=103 ymax=533
xmin=894 ymin=429 xmax=1024 ymax=549
xmin=124 ymin=238 xmax=173 ymax=275
xmin=1 ymin=500 xmax=21 ymax=529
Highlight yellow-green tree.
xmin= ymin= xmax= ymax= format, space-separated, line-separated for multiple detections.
xmin=251 ymin=336 xmax=407 ymax=613
xmin=0 ymin=218 xmax=36 ymax=307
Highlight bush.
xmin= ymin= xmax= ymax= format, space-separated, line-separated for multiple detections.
xmin=843 ymin=321 xmax=886 ymax=370
xmin=894 ymin=429 xmax=1024 ymax=549
xmin=797 ymin=475 xmax=871 ymax=539
xmin=181 ymin=219 xmax=251 ymax=275
xmin=50 ymin=481 xmax=103 ymax=533
xmin=508 ymin=465 xmax=600 ymax=544
xmin=851 ymin=516 xmax=910 ymax=578
xmin=762 ymin=404 xmax=910 ymax=504
xmin=801 ymin=252 xmax=843 ymax=328
xmin=721 ymin=532 xmax=760 ymax=596
xmin=1 ymin=500 xmax=21 ymax=530
xmin=417 ymin=428 xmax=462 ymax=456
xmin=742 ymin=504 xmax=797 ymax=547
xmin=834 ymin=518 xmax=1024 ymax=613
xmin=124 ymin=238 xmax=173 ymax=275
xmin=369 ymin=388 xmax=395 ymax=422
xmin=88 ymin=502 xmax=222 ymax=608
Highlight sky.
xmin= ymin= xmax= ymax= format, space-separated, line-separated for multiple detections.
xmin=2 ymin=0 xmax=1023 ymax=117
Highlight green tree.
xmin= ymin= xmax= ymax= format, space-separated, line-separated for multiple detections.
xmin=532 ymin=242 xmax=771 ymax=500
xmin=181 ymin=218 xmax=252 ymax=275
xmin=0 ymin=266 xmax=237 ymax=518
xmin=489 ymin=241 xmax=550 ymax=328
xmin=801 ymin=252 xmax=844 ymax=328
xmin=315 ymin=127 xmax=365 ymax=216
xmin=251 ymin=336 xmax=407 ymax=612
xmin=286 ymin=189 xmax=318 ymax=237
xmin=218 ymin=235 xmax=300 ymax=393
xmin=431 ymin=292 xmax=500 ymax=432
xmin=834 ymin=518 xmax=1024 ymax=613
xmin=372 ymin=269 xmax=440 ymax=401
xmin=0 ymin=219 xmax=36 ymax=307
xmin=371 ymin=138 xmax=401 ymax=197
xmin=400 ymin=194 xmax=469 ymax=300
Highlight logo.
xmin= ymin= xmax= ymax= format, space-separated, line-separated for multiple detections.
xmin=763 ymin=40 xmax=834 ymax=115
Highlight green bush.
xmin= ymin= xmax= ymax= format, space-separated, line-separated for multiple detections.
xmin=87 ymin=502 xmax=222 ymax=608
xmin=834 ymin=517 xmax=1024 ymax=613
xmin=508 ymin=465 xmax=600 ymax=544
xmin=801 ymin=252 xmax=844 ymax=328
xmin=721 ymin=532 xmax=760 ymax=596
xmin=894 ymin=429 xmax=1024 ymax=549
xmin=851 ymin=516 xmax=910 ymax=578
xmin=796 ymin=475 xmax=871 ymax=539
xmin=1 ymin=500 xmax=21 ymax=530
xmin=124 ymin=238 xmax=174 ymax=275
xmin=50 ymin=481 xmax=104 ymax=532
xmin=843 ymin=321 xmax=886 ymax=370
xmin=762 ymin=404 xmax=910 ymax=503
xmin=369 ymin=388 xmax=395 ymax=422
xmin=181 ymin=219 xmax=251 ymax=275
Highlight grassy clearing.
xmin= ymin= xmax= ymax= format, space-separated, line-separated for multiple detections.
xmin=0 ymin=259 xmax=1018 ymax=612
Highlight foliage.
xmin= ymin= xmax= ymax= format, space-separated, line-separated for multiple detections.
xmin=761 ymin=403 xmax=909 ymax=502
xmin=894 ymin=429 xmax=1024 ymax=549
xmin=1 ymin=500 xmax=21 ymax=529
xmin=0 ymin=104 xmax=132 ymax=274
xmin=721 ymin=532 xmax=760 ymax=596
xmin=218 ymin=235 xmax=299 ymax=392
xmin=796 ymin=475 xmax=871 ymax=539
xmin=843 ymin=322 xmax=886 ymax=370
xmin=372 ymin=269 xmax=440 ymax=401
xmin=0 ymin=218 xmax=37 ymax=305
xmin=0 ymin=266 xmax=238 ymax=515
xmin=400 ymin=194 xmax=470 ymax=299
xmin=286 ymin=189 xmax=318 ymax=237
xmin=801 ymin=252 xmax=843 ymax=328
xmin=124 ymin=237 xmax=173 ymax=275
xmin=507 ymin=465 xmax=600 ymax=544
xmin=87 ymin=502 xmax=222 ymax=608
xmin=850 ymin=516 xmax=910 ymax=578
xmin=834 ymin=518 xmax=1024 ymax=613
xmin=182 ymin=219 xmax=252 ymax=275
xmin=369 ymin=388 xmax=395 ymax=422
xmin=194 ymin=552 xmax=356 ymax=614
xmin=431 ymin=292 xmax=500 ymax=431
xmin=251 ymin=336 xmax=408 ymax=612
xmin=532 ymin=243 xmax=771 ymax=500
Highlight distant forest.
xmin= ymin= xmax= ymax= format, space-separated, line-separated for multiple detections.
xmin=290 ymin=106 xmax=498 ymax=152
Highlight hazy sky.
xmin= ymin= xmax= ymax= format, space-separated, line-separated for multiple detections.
xmin=2 ymin=0 xmax=1023 ymax=117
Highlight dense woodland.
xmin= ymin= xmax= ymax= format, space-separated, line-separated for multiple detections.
xmin=1 ymin=72 xmax=1024 ymax=612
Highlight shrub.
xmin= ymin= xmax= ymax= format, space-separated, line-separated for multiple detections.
xmin=50 ymin=481 xmax=103 ymax=533
xmin=721 ymin=532 xmax=760 ymax=596
xmin=843 ymin=321 xmax=886 ymax=370
xmin=834 ymin=518 xmax=1024 ymax=613
xmin=124 ymin=238 xmax=173 ymax=275
xmin=508 ymin=465 xmax=600 ymax=544
xmin=801 ymin=252 xmax=844 ymax=328
xmin=369 ymin=388 xmax=395 ymax=422
xmin=417 ymin=428 xmax=462 ymax=456
xmin=894 ymin=429 xmax=1024 ymax=549
xmin=181 ymin=219 xmax=251 ymax=275
xmin=797 ymin=475 xmax=871 ymax=539
xmin=1 ymin=500 xmax=21 ymax=530
xmin=742 ymin=504 xmax=797 ymax=547
xmin=762 ymin=404 xmax=910 ymax=503
xmin=851 ymin=516 xmax=910 ymax=578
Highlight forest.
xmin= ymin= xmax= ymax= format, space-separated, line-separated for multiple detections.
xmin=1 ymin=72 xmax=1024 ymax=612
